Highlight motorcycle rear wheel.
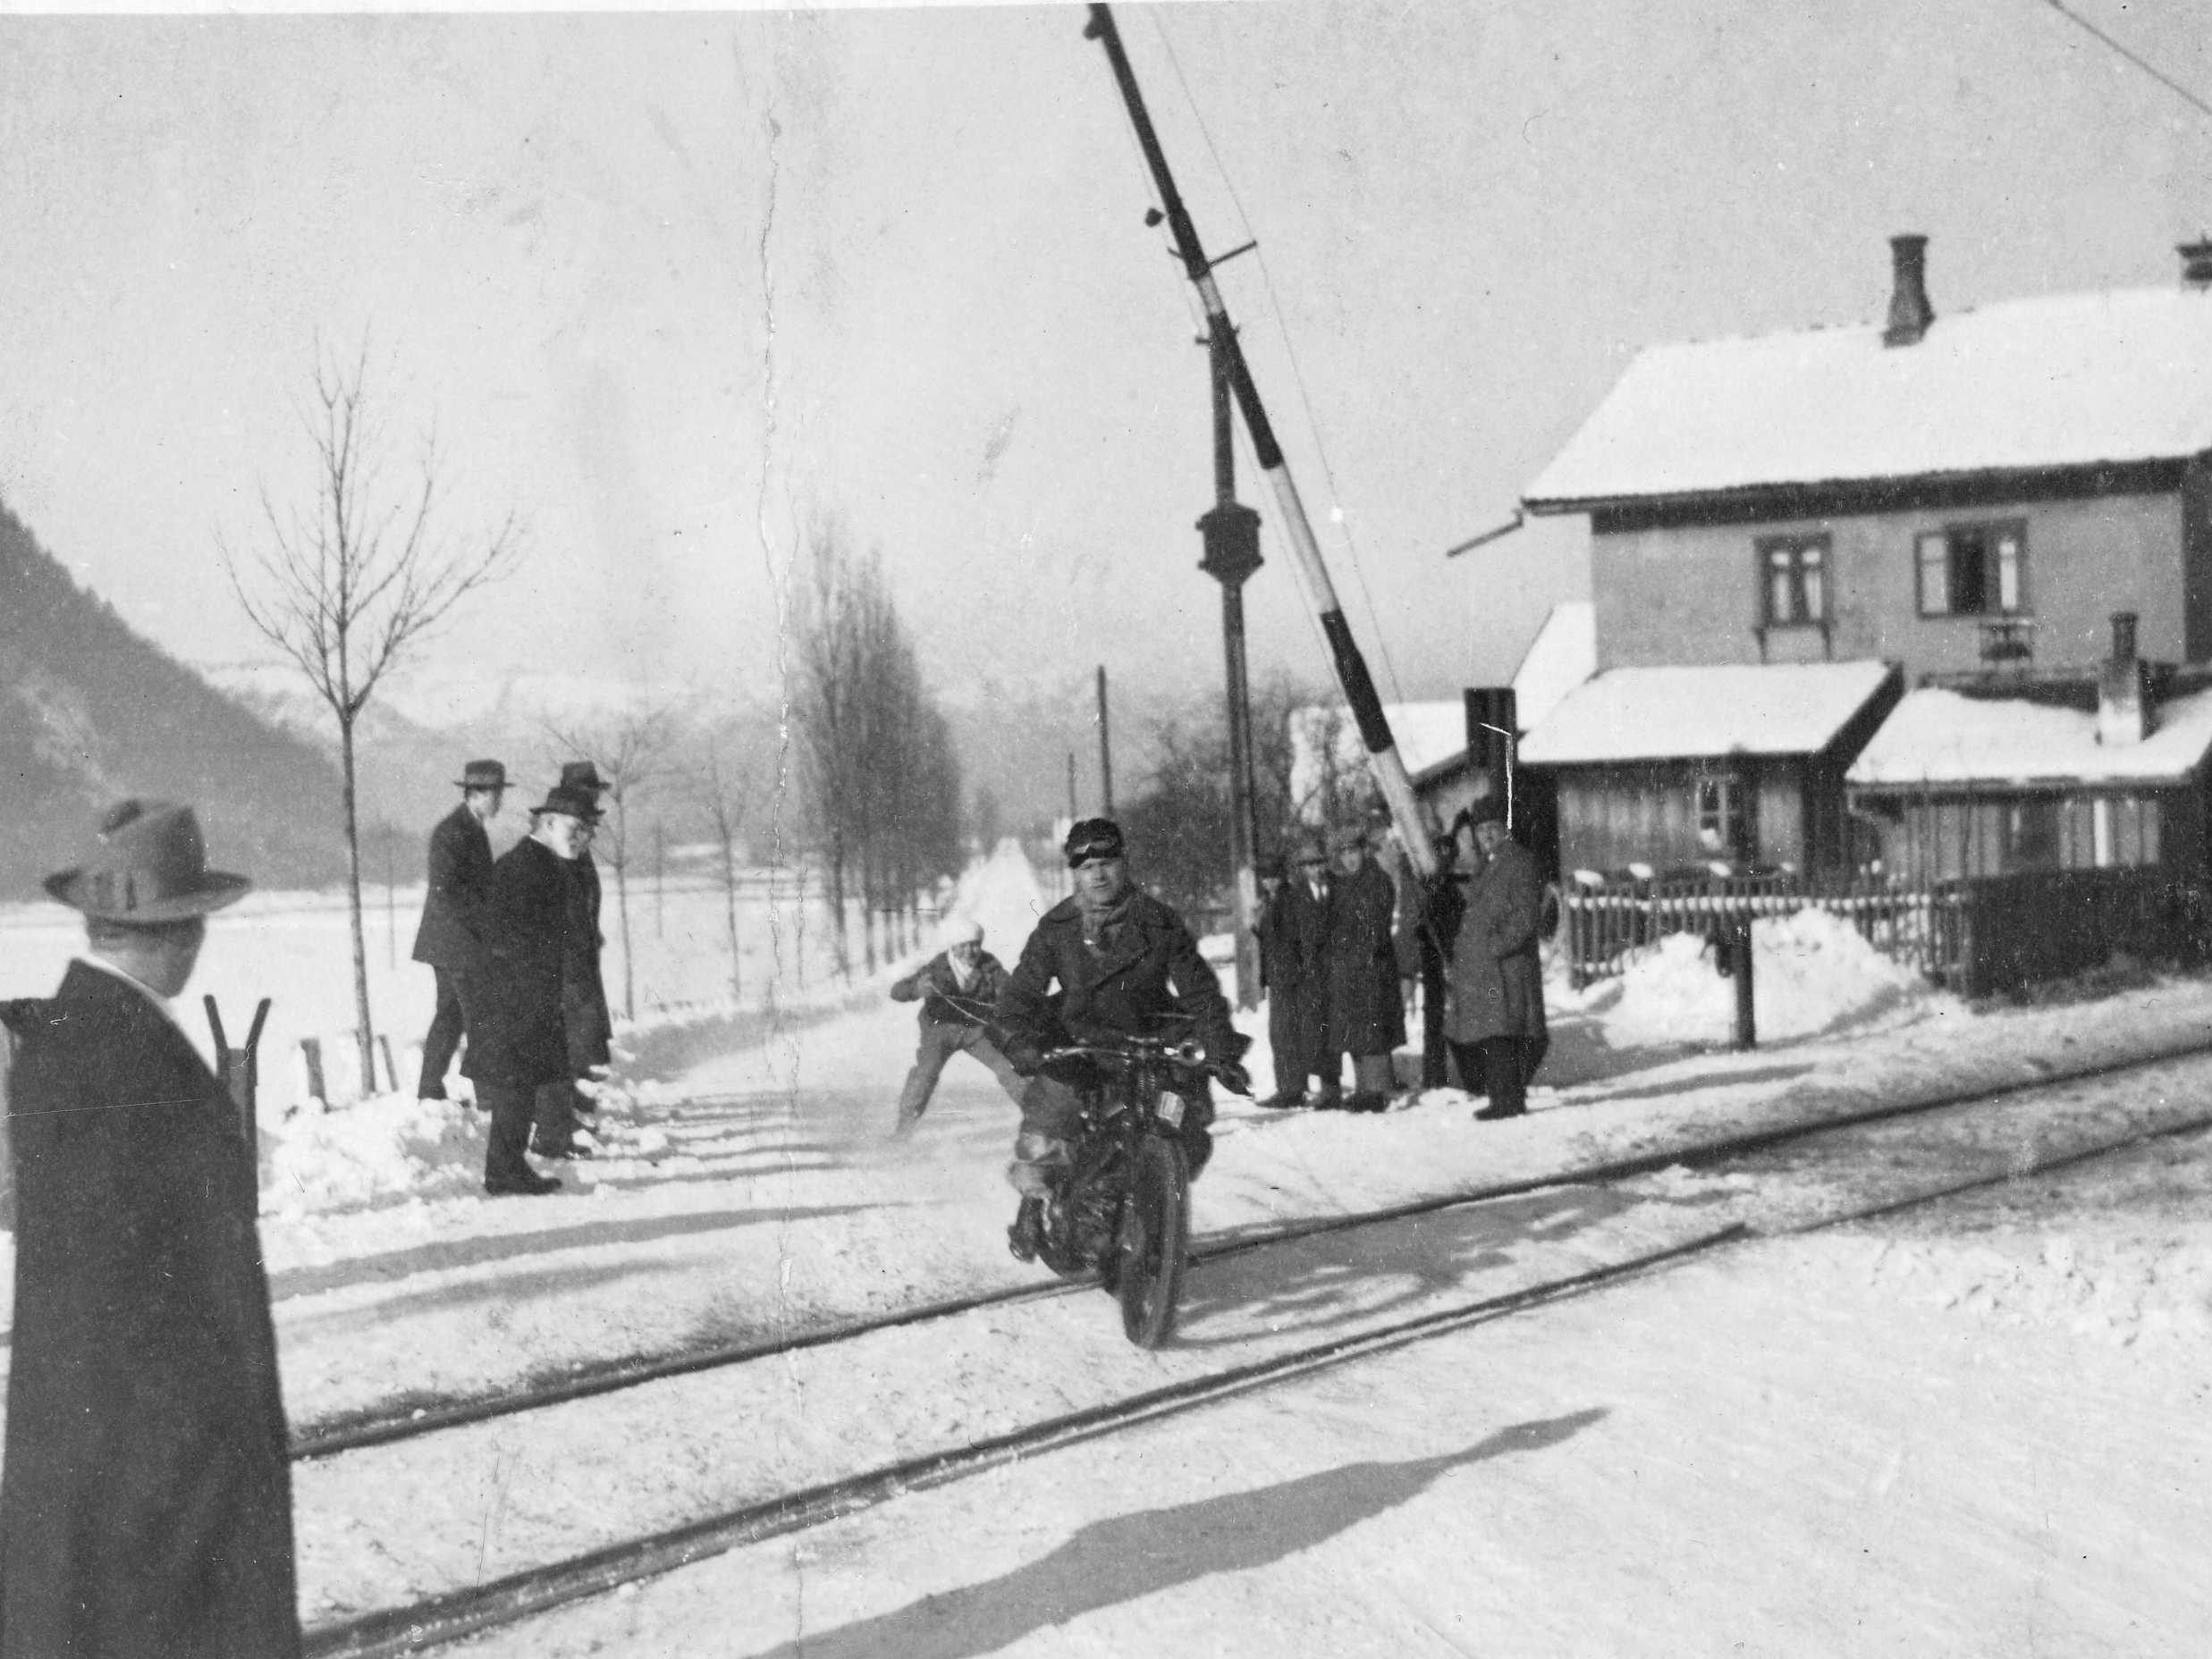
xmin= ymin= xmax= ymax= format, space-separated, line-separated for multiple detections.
xmin=1115 ymin=1133 xmax=1190 ymax=1348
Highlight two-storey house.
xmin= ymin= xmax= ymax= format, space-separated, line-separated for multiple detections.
xmin=1516 ymin=234 xmax=2212 ymax=884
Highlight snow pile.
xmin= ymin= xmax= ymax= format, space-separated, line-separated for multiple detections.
xmin=264 ymin=1093 xmax=488 ymax=1217
xmin=1864 ymin=1233 xmax=2212 ymax=1349
xmin=1591 ymin=908 xmax=1933 ymax=1048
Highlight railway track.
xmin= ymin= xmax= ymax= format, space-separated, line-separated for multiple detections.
xmin=292 ymin=1032 xmax=2212 ymax=1461
xmin=295 ymin=1045 xmax=2212 ymax=1656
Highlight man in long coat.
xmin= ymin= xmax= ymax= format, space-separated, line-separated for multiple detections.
xmin=1262 ymin=832 xmax=1335 ymax=1107
xmin=533 ymin=762 xmax=613 ymax=1160
xmin=467 ymin=786 xmax=596 ymax=1194
xmin=1441 ymin=796 xmax=1549 ymax=1121
xmin=1 ymin=801 xmax=300 ymax=1657
xmin=410 ymin=758 xmax=505 ymax=1100
xmin=1323 ymin=822 xmax=1406 ymax=1113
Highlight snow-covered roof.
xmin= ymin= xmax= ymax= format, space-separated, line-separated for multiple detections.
xmin=1511 ymin=601 xmax=1596 ymax=734
xmin=1847 ymin=686 xmax=2212 ymax=789
xmin=1524 ymin=285 xmax=2212 ymax=509
xmin=1519 ymin=661 xmax=1898 ymax=765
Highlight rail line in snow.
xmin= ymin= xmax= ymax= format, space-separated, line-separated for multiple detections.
xmin=290 ymin=1032 xmax=2212 ymax=1462
xmin=296 ymin=1050 xmax=2212 ymax=1656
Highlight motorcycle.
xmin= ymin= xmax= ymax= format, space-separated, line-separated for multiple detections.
xmin=1008 ymin=1016 xmax=1247 ymax=1349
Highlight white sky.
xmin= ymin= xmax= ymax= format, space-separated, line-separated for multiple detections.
xmin=0 ymin=0 xmax=2207 ymax=714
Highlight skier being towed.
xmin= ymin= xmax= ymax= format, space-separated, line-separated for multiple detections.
xmin=992 ymin=816 xmax=1250 ymax=1258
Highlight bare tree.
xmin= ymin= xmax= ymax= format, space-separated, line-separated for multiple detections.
xmin=222 ymin=337 xmax=521 ymax=1091
xmin=542 ymin=703 xmax=680 ymax=1021
xmin=789 ymin=523 xmax=966 ymax=978
xmin=692 ymin=730 xmax=756 ymax=1002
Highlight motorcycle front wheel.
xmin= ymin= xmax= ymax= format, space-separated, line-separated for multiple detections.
xmin=1114 ymin=1133 xmax=1190 ymax=1348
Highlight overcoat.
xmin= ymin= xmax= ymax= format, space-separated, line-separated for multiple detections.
xmin=891 ymin=950 xmax=1011 ymax=1031
xmin=409 ymin=803 xmax=494 ymax=970
xmin=996 ymin=891 xmax=1240 ymax=1065
xmin=1256 ymin=880 xmax=1330 ymax=1078
xmin=463 ymin=836 xmax=573 ymax=1089
xmin=1324 ymin=859 xmax=1406 ymax=1057
xmin=0 ymin=962 xmax=300 ymax=1659
xmin=562 ymin=851 xmax=612 ymax=1075
xmin=1444 ymin=838 xmax=1549 ymax=1046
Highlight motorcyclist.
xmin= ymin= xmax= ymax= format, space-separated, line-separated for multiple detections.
xmin=993 ymin=817 xmax=1250 ymax=1256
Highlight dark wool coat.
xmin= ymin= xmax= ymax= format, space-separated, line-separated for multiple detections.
xmin=1256 ymin=880 xmax=1331 ymax=1080
xmin=891 ymin=950 xmax=1011 ymax=1031
xmin=1324 ymin=859 xmax=1406 ymax=1057
xmin=562 ymin=852 xmax=612 ymax=1076
xmin=0 ymin=963 xmax=300 ymax=1659
xmin=1445 ymin=838 xmax=1549 ymax=1046
xmin=996 ymin=891 xmax=1241 ymax=1065
xmin=409 ymin=803 xmax=495 ymax=970
xmin=463 ymin=836 xmax=574 ymax=1089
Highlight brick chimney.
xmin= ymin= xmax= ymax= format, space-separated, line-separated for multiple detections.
xmin=2098 ymin=611 xmax=2151 ymax=746
xmin=1883 ymin=234 xmax=1935 ymax=347
xmin=2181 ymin=238 xmax=2212 ymax=290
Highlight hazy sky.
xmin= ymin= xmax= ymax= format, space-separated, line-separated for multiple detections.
xmin=1 ymin=0 xmax=2208 ymax=720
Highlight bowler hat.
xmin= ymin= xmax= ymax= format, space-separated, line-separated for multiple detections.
xmin=559 ymin=761 xmax=612 ymax=796
xmin=44 ymin=800 xmax=252 ymax=922
xmin=455 ymin=760 xmax=508 ymax=791
xmin=530 ymin=785 xmax=602 ymax=823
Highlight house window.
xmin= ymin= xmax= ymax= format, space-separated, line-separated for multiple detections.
xmin=2004 ymin=798 xmax=2060 ymax=871
xmin=1758 ymin=535 xmax=1828 ymax=626
xmin=1915 ymin=520 xmax=2026 ymax=617
xmin=1695 ymin=775 xmax=1750 ymax=856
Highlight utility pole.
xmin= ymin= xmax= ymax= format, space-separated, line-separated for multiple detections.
xmin=1096 ymin=665 xmax=1114 ymax=816
xmin=1199 ymin=330 xmax=1265 ymax=1010
xmin=1067 ymin=751 xmax=1078 ymax=824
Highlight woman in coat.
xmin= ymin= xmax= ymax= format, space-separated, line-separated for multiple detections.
xmin=1442 ymin=798 xmax=1549 ymax=1121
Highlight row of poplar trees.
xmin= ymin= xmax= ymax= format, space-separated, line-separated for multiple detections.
xmin=790 ymin=524 xmax=965 ymax=976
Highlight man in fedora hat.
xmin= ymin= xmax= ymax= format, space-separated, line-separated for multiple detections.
xmin=1264 ymin=830 xmax=1336 ymax=1107
xmin=1 ymin=801 xmax=300 ymax=1656
xmin=410 ymin=759 xmax=506 ymax=1102
xmin=468 ymin=785 xmax=601 ymax=1194
xmin=550 ymin=761 xmax=613 ymax=1144
xmin=1322 ymin=820 xmax=1407 ymax=1113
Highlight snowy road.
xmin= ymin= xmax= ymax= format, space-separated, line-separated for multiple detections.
xmin=292 ymin=1049 xmax=2212 ymax=1641
xmin=445 ymin=1128 xmax=2212 ymax=1658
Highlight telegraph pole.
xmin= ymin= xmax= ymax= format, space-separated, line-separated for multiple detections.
xmin=1096 ymin=665 xmax=1114 ymax=816
xmin=1199 ymin=330 xmax=1265 ymax=1010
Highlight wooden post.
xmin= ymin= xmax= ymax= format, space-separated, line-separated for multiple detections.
xmin=300 ymin=1037 xmax=326 ymax=1109
xmin=1730 ymin=915 xmax=1757 ymax=1049
xmin=376 ymin=1033 xmax=397 ymax=1095
xmin=207 ymin=997 xmax=271 ymax=1150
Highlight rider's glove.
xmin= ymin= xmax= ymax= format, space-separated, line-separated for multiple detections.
xmin=1215 ymin=1059 xmax=1253 ymax=1098
xmin=1002 ymin=1034 xmax=1045 ymax=1077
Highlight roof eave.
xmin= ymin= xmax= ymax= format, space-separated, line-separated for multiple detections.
xmin=1521 ymin=453 xmax=2199 ymax=521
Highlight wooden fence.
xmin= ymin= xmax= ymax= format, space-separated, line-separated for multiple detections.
xmin=1558 ymin=866 xmax=2202 ymax=996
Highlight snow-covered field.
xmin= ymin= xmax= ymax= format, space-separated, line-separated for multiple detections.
xmin=8 ymin=842 xmax=2212 ymax=1652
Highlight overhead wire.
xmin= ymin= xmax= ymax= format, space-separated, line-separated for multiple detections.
xmin=1148 ymin=9 xmax=1412 ymax=709
xmin=2035 ymin=0 xmax=2212 ymax=127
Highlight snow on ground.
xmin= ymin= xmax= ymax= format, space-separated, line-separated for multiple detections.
xmin=11 ymin=838 xmax=2212 ymax=1650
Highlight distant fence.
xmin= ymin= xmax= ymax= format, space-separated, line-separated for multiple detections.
xmin=1561 ymin=866 xmax=2209 ymax=998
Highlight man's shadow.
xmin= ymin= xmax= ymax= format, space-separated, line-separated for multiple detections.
xmin=752 ymin=1407 xmax=1608 ymax=1659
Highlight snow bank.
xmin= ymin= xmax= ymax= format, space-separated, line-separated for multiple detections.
xmin=264 ymin=1093 xmax=488 ymax=1216
xmin=1588 ymin=907 xmax=1932 ymax=1048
